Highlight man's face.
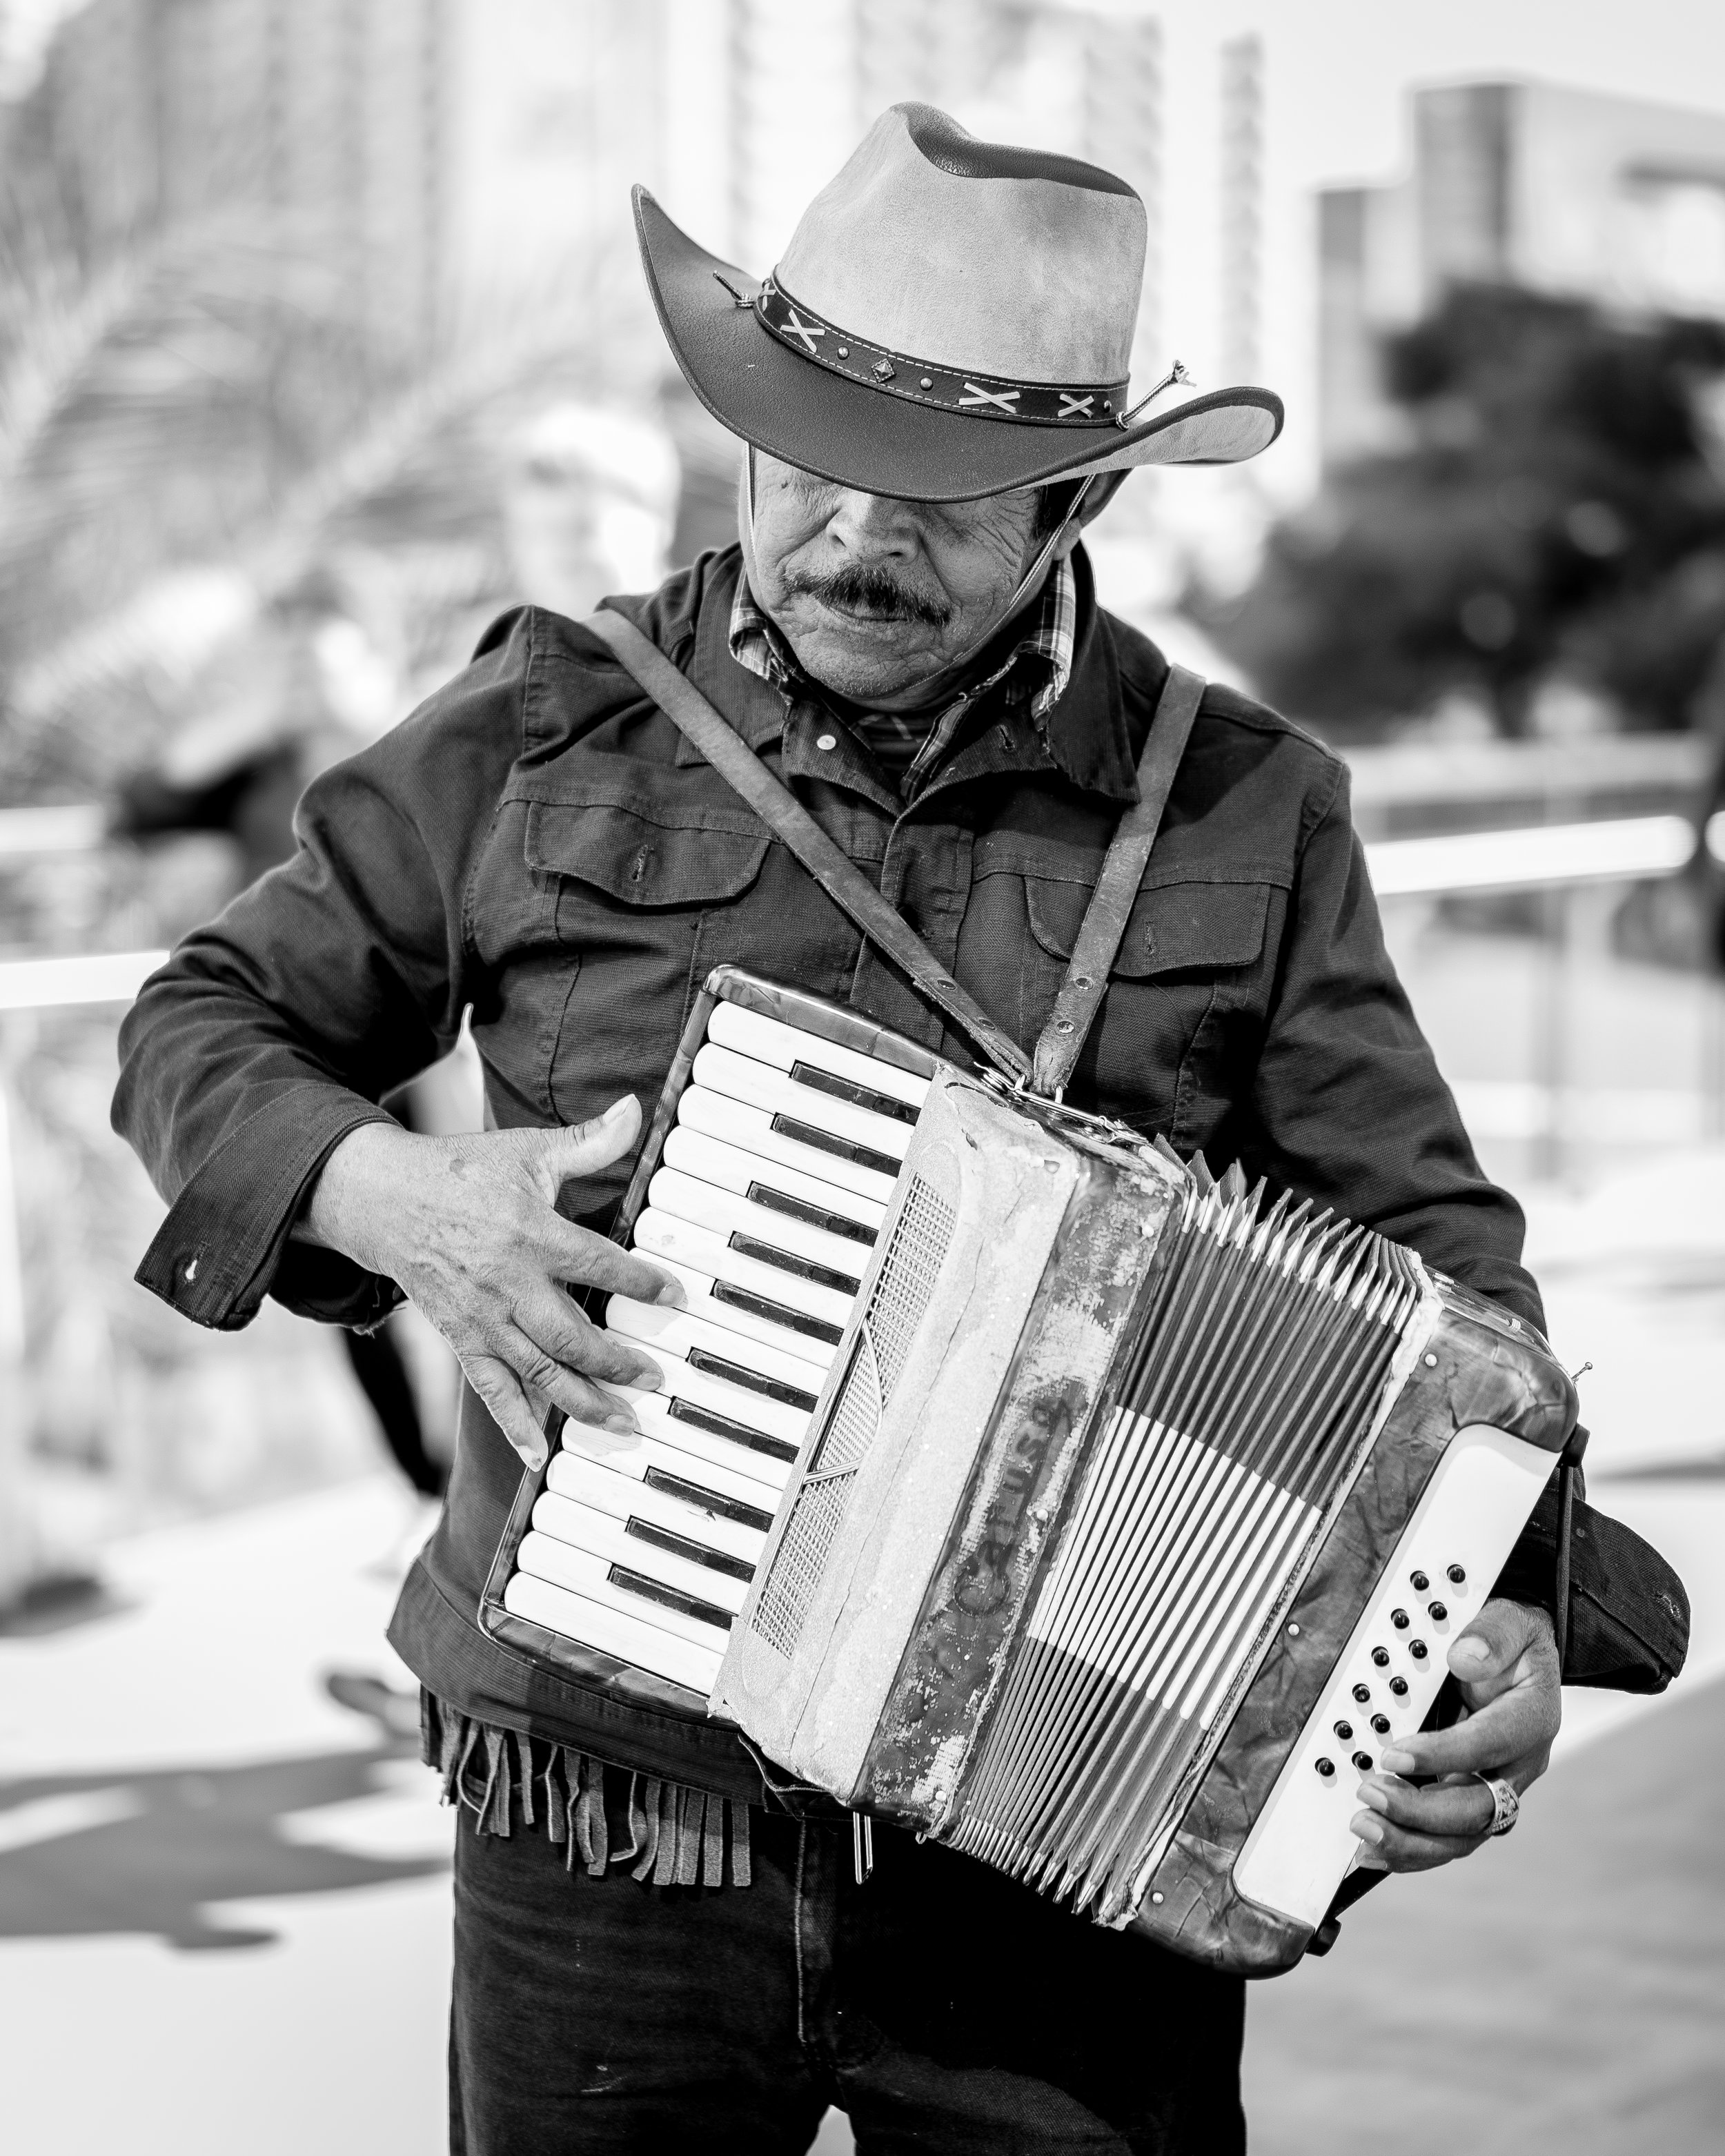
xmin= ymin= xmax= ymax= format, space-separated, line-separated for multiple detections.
xmin=740 ymin=455 xmax=1074 ymax=710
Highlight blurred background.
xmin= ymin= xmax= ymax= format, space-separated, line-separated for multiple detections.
xmin=0 ymin=3 xmax=1722 ymax=2151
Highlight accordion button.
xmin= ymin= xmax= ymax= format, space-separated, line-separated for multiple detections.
xmin=1372 ymin=1647 xmax=1390 ymax=1668
xmin=1410 ymin=1570 xmax=1430 ymax=1592
xmin=1333 ymin=1720 xmax=1354 ymax=1741
xmin=1372 ymin=1714 xmax=1390 ymax=1734
xmin=1391 ymin=1608 xmax=1411 ymax=1630
xmin=1315 ymin=1757 xmax=1336 ymax=1778
xmin=1352 ymin=1683 xmax=1371 ymax=1703
xmin=1352 ymin=1752 xmax=1373 ymax=1772
xmin=1428 ymin=1601 xmax=1448 ymax=1622
xmin=1409 ymin=1640 xmax=1429 ymax=1660
xmin=1389 ymin=1676 xmax=1409 ymax=1696
xmin=1448 ymin=1564 xmax=1466 ymax=1584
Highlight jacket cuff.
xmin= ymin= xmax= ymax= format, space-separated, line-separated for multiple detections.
xmin=134 ymin=1083 xmax=400 ymax=1331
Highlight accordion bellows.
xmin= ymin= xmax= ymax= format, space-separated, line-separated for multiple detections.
xmin=486 ymin=969 xmax=1575 ymax=1974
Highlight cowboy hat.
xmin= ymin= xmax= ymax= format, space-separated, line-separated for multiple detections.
xmin=634 ymin=102 xmax=1282 ymax=506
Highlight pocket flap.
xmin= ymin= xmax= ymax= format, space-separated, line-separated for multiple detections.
xmin=526 ymin=801 xmax=769 ymax=907
xmin=1027 ymin=876 xmax=1271 ymax=977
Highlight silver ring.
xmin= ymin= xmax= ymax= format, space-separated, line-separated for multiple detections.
xmin=1475 ymin=1772 xmax=1520 ymax=1837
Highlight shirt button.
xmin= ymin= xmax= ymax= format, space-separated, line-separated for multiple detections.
xmin=816 ymin=733 xmax=837 ymax=751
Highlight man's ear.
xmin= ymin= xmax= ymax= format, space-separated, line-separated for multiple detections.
xmin=1052 ymin=469 xmax=1130 ymax=561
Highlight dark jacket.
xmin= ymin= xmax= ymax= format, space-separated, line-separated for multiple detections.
xmin=112 ymin=545 xmax=1544 ymax=1800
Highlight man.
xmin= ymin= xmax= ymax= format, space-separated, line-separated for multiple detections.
xmin=115 ymin=106 xmax=1562 ymax=2155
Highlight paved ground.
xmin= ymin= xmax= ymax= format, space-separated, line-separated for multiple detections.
xmin=3 ymin=1154 xmax=1722 ymax=2155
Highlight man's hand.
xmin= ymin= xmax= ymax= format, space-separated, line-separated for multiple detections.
xmin=1349 ymin=1598 xmax=1561 ymax=1872
xmin=298 ymin=1097 xmax=682 ymax=1471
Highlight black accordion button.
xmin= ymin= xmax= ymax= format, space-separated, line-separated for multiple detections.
xmin=1371 ymin=1714 xmax=1390 ymax=1734
xmin=1391 ymin=1608 xmax=1411 ymax=1630
xmin=1352 ymin=1683 xmax=1372 ymax=1703
xmin=1352 ymin=1751 xmax=1373 ymax=1772
xmin=1448 ymin=1564 xmax=1466 ymax=1584
xmin=1428 ymin=1601 xmax=1448 ymax=1623
xmin=1333 ymin=1720 xmax=1354 ymax=1741
xmin=1389 ymin=1676 xmax=1409 ymax=1697
xmin=1409 ymin=1639 xmax=1429 ymax=1660
xmin=1372 ymin=1647 xmax=1390 ymax=1668
xmin=1315 ymin=1757 xmax=1336 ymax=1778
xmin=1410 ymin=1570 xmax=1430 ymax=1592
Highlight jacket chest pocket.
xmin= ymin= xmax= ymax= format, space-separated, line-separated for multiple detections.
xmin=524 ymin=800 xmax=770 ymax=1123
xmin=1021 ymin=871 xmax=1276 ymax=1127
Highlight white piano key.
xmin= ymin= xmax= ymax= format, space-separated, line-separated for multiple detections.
xmin=691 ymin=1043 xmax=914 ymax=1164
xmin=604 ymin=1385 xmax=798 ymax=1490
xmin=518 ymin=1531 xmax=734 ymax=1648
xmin=503 ymin=1572 xmax=722 ymax=1694
xmin=531 ymin=1492 xmax=751 ymax=1615
xmin=622 ymin=1336 xmax=813 ymax=1447
xmin=607 ymin=1296 xmax=830 ymax=1398
xmin=544 ymin=1447 xmax=768 ymax=1566
xmin=663 ymin=1123 xmax=887 ymax=1238
xmin=706 ymin=1000 xmax=932 ymax=1110
xmin=648 ymin=1167 xmax=869 ymax=1287
xmin=634 ymin=1211 xmax=856 ymax=1333
xmin=558 ymin=1423 xmax=784 ymax=1517
xmin=678 ymin=1086 xmax=898 ymax=1207
xmin=625 ymin=1255 xmax=842 ymax=1369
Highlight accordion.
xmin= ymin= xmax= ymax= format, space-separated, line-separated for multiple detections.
xmin=483 ymin=967 xmax=1575 ymax=1972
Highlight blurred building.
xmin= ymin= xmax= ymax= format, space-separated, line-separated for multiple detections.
xmin=1320 ymin=79 xmax=1725 ymax=466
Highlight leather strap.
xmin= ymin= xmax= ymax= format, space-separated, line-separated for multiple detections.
xmin=586 ymin=609 xmax=1034 ymax=1085
xmin=1030 ymin=662 xmax=1206 ymax=1098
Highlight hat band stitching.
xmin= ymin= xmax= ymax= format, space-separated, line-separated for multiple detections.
xmin=756 ymin=277 xmax=1127 ymax=428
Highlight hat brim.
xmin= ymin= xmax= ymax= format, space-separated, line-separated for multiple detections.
xmin=636 ymin=190 xmax=1282 ymax=504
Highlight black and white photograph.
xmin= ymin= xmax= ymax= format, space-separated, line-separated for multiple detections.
xmin=0 ymin=3 xmax=1717 ymax=2150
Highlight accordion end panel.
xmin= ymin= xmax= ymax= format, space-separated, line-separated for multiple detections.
xmin=710 ymin=1077 xmax=1095 ymax=1802
xmin=1129 ymin=1285 xmax=1577 ymax=1977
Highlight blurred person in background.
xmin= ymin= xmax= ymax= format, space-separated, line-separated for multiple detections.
xmin=113 ymin=108 xmax=1570 ymax=2155
xmin=112 ymin=568 xmax=452 ymax=1507
xmin=503 ymin=401 xmax=681 ymax=618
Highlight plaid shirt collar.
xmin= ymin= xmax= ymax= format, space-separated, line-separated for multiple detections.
xmin=727 ymin=551 xmax=1079 ymax=731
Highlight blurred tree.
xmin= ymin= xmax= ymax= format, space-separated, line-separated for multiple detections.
xmin=1206 ymin=284 xmax=1725 ymax=738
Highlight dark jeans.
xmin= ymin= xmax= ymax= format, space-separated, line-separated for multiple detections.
xmin=450 ymin=1801 xmax=1246 ymax=2155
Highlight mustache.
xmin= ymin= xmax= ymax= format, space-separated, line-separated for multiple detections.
xmin=785 ymin=560 xmax=952 ymax=629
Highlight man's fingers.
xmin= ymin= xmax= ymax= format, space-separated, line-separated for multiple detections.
xmin=464 ymin=1354 xmax=550 ymax=1471
xmin=504 ymin=1329 xmax=644 ymax=1439
xmin=536 ymin=1216 xmax=685 ymax=1307
xmin=1356 ymin=1770 xmax=1494 ymax=1840
xmin=1381 ymin=1682 xmax=1555 ymax=1781
xmin=513 ymin=1287 xmax=660 ymax=1390
xmin=1350 ymin=1810 xmax=1490 ymax=1874
xmin=1446 ymin=1596 xmax=1554 ymax=1702
xmin=531 ymin=1096 xmax=644 ymax=1193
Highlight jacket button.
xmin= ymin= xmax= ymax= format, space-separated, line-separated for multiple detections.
xmin=816 ymin=733 xmax=837 ymax=751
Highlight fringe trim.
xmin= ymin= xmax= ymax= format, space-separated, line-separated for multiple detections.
xmin=421 ymin=1697 xmax=751 ymax=1888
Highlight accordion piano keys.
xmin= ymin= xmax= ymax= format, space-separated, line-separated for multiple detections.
xmin=662 ymin=1125 xmax=889 ymax=1238
xmin=676 ymin=1087 xmax=898 ymax=1207
xmin=705 ymin=999 xmax=933 ymax=1112
xmin=646 ymin=1168 xmax=869 ymax=1294
xmin=613 ymin=1256 xmax=842 ymax=1369
xmin=503 ymin=1570 xmax=725 ymax=1694
xmin=530 ymin=1492 xmax=753 ymax=1616
xmin=607 ymin=1294 xmax=834 ymax=1397
xmin=544 ymin=1447 xmax=768 ymax=1567
xmin=633 ymin=1211 xmax=856 ymax=1334
xmin=691 ymin=1044 xmax=914 ymax=1166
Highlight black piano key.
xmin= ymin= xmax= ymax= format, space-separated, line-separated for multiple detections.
xmin=745 ymin=1180 xmax=878 ymax=1248
xmin=709 ymin=1278 xmax=845 ymax=1347
xmin=769 ymin=1112 xmax=902 ymax=1182
xmin=644 ymin=1465 xmax=773 ymax=1535
xmin=727 ymin=1231 xmax=862 ymax=1296
xmin=788 ymin=1060 xmax=920 ymax=1127
xmin=605 ymin=1562 xmax=734 ymax=1632
xmin=667 ymin=1395 xmax=801 ymax=1464
xmin=684 ymin=1345 xmax=820 ymax=1413
xmin=624 ymin=1516 xmax=756 ymax=1584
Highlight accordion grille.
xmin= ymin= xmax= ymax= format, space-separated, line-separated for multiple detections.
xmin=749 ymin=1170 xmax=956 ymax=1659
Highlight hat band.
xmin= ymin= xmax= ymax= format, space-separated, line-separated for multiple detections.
xmin=756 ymin=277 xmax=1127 ymax=428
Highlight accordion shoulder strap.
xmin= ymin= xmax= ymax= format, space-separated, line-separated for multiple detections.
xmin=1030 ymin=662 xmax=1207 ymax=1098
xmin=585 ymin=607 xmax=1034 ymax=1086
xmin=584 ymin=608 xmax=1203 ymax=1100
